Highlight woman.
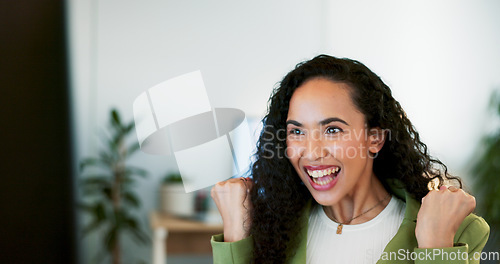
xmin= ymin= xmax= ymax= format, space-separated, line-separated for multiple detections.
xmin=211 ymin=55 xmax=489 ymax=263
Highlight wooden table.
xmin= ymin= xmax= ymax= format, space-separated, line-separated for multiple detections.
xmin=150 ymin=211 xmax=223 ymax=264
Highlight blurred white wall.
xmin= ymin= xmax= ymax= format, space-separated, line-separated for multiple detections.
xmin=321 ymin=0 xmax=500 ymax=174
xmin=68 ymin=0 xmax=500 ymax=263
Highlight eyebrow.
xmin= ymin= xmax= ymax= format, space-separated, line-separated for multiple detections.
xmin=286 ymin=117 xmax=349 ymax=127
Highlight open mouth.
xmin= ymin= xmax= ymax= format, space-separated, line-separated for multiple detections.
xmin=305 ymin=166 xmax=341 ymax=186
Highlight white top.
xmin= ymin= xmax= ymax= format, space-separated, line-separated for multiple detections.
xmin=307 ymin=196 xmax=406 ymax=264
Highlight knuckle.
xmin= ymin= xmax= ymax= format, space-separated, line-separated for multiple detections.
xmin=469 ymin=196 xmax=476 ymax=206
xmin=211 ymin=187 xmax=221 ymax=199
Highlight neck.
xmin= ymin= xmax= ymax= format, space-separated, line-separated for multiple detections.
xmin=323 ymin=173 xmax=390 ymax=225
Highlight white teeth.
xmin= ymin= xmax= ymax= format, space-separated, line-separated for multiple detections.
xmin=307 ymin=167 xmax=340 ymax=178
xmin=312 ymin=176 xmax=334 ymax=185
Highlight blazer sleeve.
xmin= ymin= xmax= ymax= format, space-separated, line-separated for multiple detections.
xmin=211 ymin=234 xmax=254 ymax=264
xmin=414 ymin=215 xmax=490 ymax=264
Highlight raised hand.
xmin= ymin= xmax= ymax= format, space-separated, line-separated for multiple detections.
xmin=211 ymin=177 xmax=253 ymax=242
xmin=416 ymin=185 xmax=476 ymax=248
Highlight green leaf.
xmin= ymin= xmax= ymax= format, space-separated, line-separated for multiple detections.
xmin=121 ymin=177 xmax=136 ymax=185
xmin=111 ymin=109 xmax=122 ymax=128
xmin=79 ymin=202 xmax=107 ymax=220
xmin=124 ymin=218 xmax=150 ymax=244
xmin=103 ymin=186 xmax=112 ymax=200
xmin=80 ymin=175 xmax=111 ymax=196
xmin=79 ymin=158 xmax=108 ymax=171
xmin=105 ymin=137 xmax=118 ymax=154
xmin=80 ymin=202 xmax=107 ymax=236
xmin=112 ymin=132 xmax=124 ymax=146
xmin=95 ymin=202 xmax=107 ymax=221
xmin=124 ymin=122 xmax=135 ymax=134
xmin=163 ymin=173 xmax=182 ymax=183
xmin=78 ymin=202 xmax=95 ymax=213
xmin=81 ymin=219 xmax=103 ymax=236
xmin=124 ymin=217 xmax=138 ymax=228
xmin=99 ymin=150 xmax=115 ymax=165
xmin=125 ymin=166 xmax=148 ymax=178
xmin=113 ymin=209 xmax=134 ymax=232
xmin=127 ymin=142 xmax=141 ymax=156
xmin=123 ymin=192 xmax=140 ymax=208
xmin=81 ymin=175 xmax=111 ymax=186
xmin=104 ymin=226 xmax=118 ymax=251
xmin=129 ymin=226 xmax=150 ymax=245
xmin=81 ymin=187 xmax=104 ymax=197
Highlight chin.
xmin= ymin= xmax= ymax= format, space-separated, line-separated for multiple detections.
xmin=309 ymin=189 xmax=341 ymax=206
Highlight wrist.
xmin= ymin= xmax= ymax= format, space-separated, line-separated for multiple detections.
xmin=418 ymin=241 xmax=453 ymax=248
xmin=416 ymin=223 xmax=456 ymax=249
xmin=222 ymin=215 xmax=249 ymax=242
xmin=223 ymin=224 xmax=247 ymax=242
xmin=417 ymin=234 xmax=454 ymax=248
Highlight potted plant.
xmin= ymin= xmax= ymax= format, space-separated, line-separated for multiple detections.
xmin=79 ymin=108 xmax=149 ymax=264
xmin=160 ymin=172 xmax=196 ymax=217
xmin=472 ymin=90 xmax=500 ymax=254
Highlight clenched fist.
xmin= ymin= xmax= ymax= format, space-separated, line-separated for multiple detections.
xmin=211 ymin=177 xmax=253 ymax=242
xmin=416 ymin=185 xmax=476 ymax=248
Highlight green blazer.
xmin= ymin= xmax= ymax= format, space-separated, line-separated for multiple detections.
xmin=211 ymin=185 xmax=489 ymax=264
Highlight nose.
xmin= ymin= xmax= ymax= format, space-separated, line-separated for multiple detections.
xmin=303 ymin=134 xmax=328 ymax=161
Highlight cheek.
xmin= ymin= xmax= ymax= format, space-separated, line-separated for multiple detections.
xmin=326 ymin=141 xmax=368 ymax=159
xmin=323 ymin=141 xmax=342 ymax=156
xmin=286 ymin=142 xmax=303 ymax=161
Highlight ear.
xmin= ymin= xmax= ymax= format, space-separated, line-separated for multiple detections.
xmin=367 ymin=127 xmax=386 ymax=154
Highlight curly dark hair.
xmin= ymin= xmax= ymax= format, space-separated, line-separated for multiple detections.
xmin=248 ymin=55 xmax=461 ymax=263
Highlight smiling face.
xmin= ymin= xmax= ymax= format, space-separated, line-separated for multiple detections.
xmin=286 ymin=78 xmax=385 ymax=206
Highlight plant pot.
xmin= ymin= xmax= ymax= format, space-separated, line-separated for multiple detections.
xmin=160 ymin=183 xmax=195 ymax=217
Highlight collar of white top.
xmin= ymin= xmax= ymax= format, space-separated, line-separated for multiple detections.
xmin=317 ymin=196 xmax=402 ymax=232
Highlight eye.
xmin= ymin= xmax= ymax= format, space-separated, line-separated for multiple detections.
xmin=288 ymin=128 xmax=303 ymax=135
xmin=325 ymin=126 xmax=342 ymax=134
